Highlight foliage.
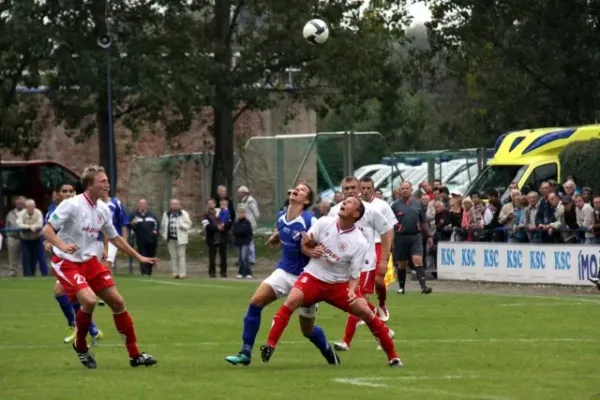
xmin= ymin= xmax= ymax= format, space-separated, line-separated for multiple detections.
xmin=558 ymin=139 xmax=600 ymax=191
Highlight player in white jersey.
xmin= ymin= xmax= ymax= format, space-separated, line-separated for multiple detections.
xmin=260 ymin=197 xmax=403 ymax=367
xmin=42 ymin=165 xmax=158 ymax=369
xmin=359 ymin=176 xmax=397 ymax=321
xmin=326 ymin=176 xmax=394 ymax=352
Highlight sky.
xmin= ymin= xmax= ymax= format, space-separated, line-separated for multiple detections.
xmin=408 ymin=2 xmax=432 ymax=25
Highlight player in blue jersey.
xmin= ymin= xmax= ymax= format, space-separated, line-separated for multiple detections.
xmin=101 ymin=195 xmax=130 ymax=270
xmin=44 ymin=182 xmax=104 ymax=344
xmin=225 ymin=182 xmax=340 ymax=366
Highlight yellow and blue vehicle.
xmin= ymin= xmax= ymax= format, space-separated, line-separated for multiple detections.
xmin=466 ymin=125 xmax=600 ymax=201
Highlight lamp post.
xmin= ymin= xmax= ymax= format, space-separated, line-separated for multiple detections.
xmin=200 ymin=134 xmax=214 ymax=201
xmin=98 ymin=34 xmax=116 ymax=197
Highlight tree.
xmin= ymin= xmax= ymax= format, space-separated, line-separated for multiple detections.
xmin=426 ymin=0 xmax=600 ymax=137
xmin=559 ymin=140 xmax=600 ymax=191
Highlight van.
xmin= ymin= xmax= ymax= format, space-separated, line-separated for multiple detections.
xmin=1 ymin=160 xmax=82 ymax=223
xmin=466 ymin=126 xmax=600 ymax=201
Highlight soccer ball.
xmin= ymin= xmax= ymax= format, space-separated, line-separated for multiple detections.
xmin=303 ymin=19 xmax=329 ymax=45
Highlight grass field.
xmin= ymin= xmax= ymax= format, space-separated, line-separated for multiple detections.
xmin=0 ymin=277 xmax=598 ymax=400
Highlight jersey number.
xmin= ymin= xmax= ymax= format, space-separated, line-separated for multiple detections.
xmin=74 ymin=274 xmax=86 ymax=285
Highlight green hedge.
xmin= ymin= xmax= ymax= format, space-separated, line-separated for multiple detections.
xmin=558 ymin=139 xmax=600 ymax=192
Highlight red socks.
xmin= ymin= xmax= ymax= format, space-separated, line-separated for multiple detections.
xmin=376 ymin=282 xmax=387 ymax=308
xmin=75 ymin=309 xmax=92 ymax=352
xmin=343 ymin=301 xmax=377 ymax=346
xmin=267 ymin=305 xmax=294 ymax=348
xmin=366 ymin=317 xmax=398 ymax=361
xmin=113 ymin=311 xmax=141 ymax=358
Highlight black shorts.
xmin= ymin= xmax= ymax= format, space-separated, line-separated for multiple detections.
xmin=393 ymin=235 xmax=423 ymax=263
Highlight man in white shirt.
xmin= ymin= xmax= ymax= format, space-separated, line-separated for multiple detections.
xmin=359 ymin=176 xmax=396 ymax=321
xmin=42 ymin=165 xmax=159 ymax=370
xmin=327 ymin=176 xmax=394 ymax=352
xmin=259 ymin=196 xmax=402 ymax=367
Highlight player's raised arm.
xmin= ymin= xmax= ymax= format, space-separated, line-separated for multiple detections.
xmin=101 ymin=212 xmax=159 ymax=266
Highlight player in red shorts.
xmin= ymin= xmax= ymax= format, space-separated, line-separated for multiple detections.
xmin=42 ymin=165 xmax=159 ymax=369
xmin=328 ymin=176 xmax=394 ymax=352
xmin=260 ymin=197 xmax=402 ymax=367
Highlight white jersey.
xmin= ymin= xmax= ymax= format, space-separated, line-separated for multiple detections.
xmin=48 ymin=193 xmax=119 ymax=262
xmin=366 ymin=197 xmax=397 ymax=243
xmin=304 ymin=216 xmax=368 ymax=283
xmin=328 ymin=200 xmax=392 ymax=271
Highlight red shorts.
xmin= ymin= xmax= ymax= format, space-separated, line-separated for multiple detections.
xmin=50 ymin=255 xmax=115 ymax=302
xmin=359 ymin=270 xmax=375 ymax=295
xmin=294 ymin=272 xmax=363 ymax=313
xmin=375 ymin=243 xmax=382 ymax=265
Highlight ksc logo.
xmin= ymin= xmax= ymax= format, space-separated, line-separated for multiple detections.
xmin=578 ymin=251 xmax=599 ymax=280
xmin=506 ymin=250 xmax=523 ymax=269
xmin=461 ymin=249 xmax=476 ymax=267
xmin=440 ymin=248 xmax=455 ymax=266
xmin=553 ymin=251 xmax=571 ymax=270
xmin=529 ymin=251 xmax=546 ymax=270
xmin=483 ymin=249 xmax=499 ymax=268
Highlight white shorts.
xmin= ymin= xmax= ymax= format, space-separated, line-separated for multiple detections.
xmin=263 ymin=268 xmax=318 ymax=318
xmin=106 ymin=243 xmax=118 ymax=263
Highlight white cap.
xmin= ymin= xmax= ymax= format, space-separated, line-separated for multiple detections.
xmin=450 ymin=189 xmax=462 ymax=196
xmin=238 ymin=185 xmax=250 ymax=193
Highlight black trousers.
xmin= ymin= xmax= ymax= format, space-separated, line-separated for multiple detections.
xmin=138 ymin=242 xmax=157 ymax=276
xmin=208 ymin=242 xmax=228 ymax=277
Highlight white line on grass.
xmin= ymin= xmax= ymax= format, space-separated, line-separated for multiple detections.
xmin=497 ymin=302 xmax=591 ymax=307
xmin=0 ymin=337 xmax=596 ymax=351
xmin=333 ymin=377 xmax=515 ymax=400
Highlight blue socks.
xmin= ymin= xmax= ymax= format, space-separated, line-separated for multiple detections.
xmin=306 ymin=325 xmax=331 ymax=358
xmin=241 ymin=304 xmax=262 ymax=355
xmin=55 ymin=295 xmax=75 ymax=327
xmin=71 ymin=303 xmax=100 ymax=337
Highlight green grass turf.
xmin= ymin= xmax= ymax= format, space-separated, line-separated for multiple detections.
xmin=0 ymin=277 xmax=598 ymax=400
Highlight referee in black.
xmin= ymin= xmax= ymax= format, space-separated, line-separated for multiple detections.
xmin=390 ymin=181 xmax=433 ymax=294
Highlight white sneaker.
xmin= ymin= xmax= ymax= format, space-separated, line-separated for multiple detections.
xmin=244 ymin=275 xmax=253 ymax=279
xmin=333 ymin=341 xmax=350 ymax=351
xmin=397 ymin=288 xmax=405 ymax=295
xmin=236 ymin=274 xmax=243 ymax=279
xmin=376 ymin=328 xmax=395 ymax=350
xmin=377 ymin=306 xmax=390 ymax=322
xmin=389 ymin=358 xmax=404 ymax=367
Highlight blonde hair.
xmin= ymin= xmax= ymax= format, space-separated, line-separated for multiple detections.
xmin=81 ymin=165 xmax=105 ymax=190
xmin=462 ymin=196 xmax=473 ymax=208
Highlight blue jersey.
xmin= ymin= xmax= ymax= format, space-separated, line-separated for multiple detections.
xmin=97 ymin=198 xmax=129 ymax=242
xmin=276 ymin=210 xmax=316 ymax=276
xmin=44 ymin=203 xmax=57 ymax=225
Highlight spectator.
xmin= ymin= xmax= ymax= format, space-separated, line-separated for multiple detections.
xmin=4 ymin=196 xmax=25 ymax=277
xmin=488 ymin=189 xmax=500 ymax=202
xmin=448 ymin=197 xmax=464 ymax=242
xmin=129 ymin=199 xmax=159 ymax=276
xmin=524 ymin=191 xmax=540 ymax=243
xmin=439 ymin=186 xmax=450 ymax=207
xmin=333 ymin=191 xmax=343 ymax=204
xmin=461 ymin=197 xmax=473 ymax=241
xmin=582 ymin=187 xmax=593 ymax=205
xmin=432 ymin=179 xmax=442 ymax=190
xmin=482 ymin=197 xmax=502 ymax=242
xmin=471 ymin=193 xmax=485 ymax=215
xmin=499 ymin=189 xmax=521 ymax=242
xmin=160 ymin=199 xmax=192 ymax=279
xmin=593 ymin=196 xmax=600 ymax=243
xmin=466 ymin=196 xmax=484 ymax=241
xmin=561 ymin=196 xmax=579 ymax=243
xmin=513 ymin=195 xmax=530 ymax=243
xmin=237 ymin=186 xmax=260 ymax=266
xmin=318 ymin=199 xmax=331 ymax=218
xmin=503 ymin=182 xmax=519 ymax=204
xmin=536 ymin=182 xmax=554 ymax=243
xmin=563 ymin=180 xmax=576 ymax=198
xmin=215 ymin=185 xmax=236 ymax=223
xmin=232 ymin=205 xmax=253 ymax=279
xmin=202 ymin=198 xmax=229 ymax=278
xmin=16 ymin=199 xmax=44 ymax=277
xmin=375 ymin=189 xmax=383 ymax=199
xmin=434 ymin=200 xmax=451 ymax=242
xmin=574 ymin=194 xmax=595 ymax=244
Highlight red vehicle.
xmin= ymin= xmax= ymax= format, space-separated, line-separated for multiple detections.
xmin=1 ymin=160 xmax=82 ymax=225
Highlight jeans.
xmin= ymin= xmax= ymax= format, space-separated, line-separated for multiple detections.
xmin=248 ymin=240 xmax=256 ymax=264
xmin=236 ymin=245 xmax=251 ymax=276
xmin=21 ymin=238 xmax=41 ymax=277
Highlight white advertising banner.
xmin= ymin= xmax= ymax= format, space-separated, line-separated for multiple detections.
xmin=437 ymin=242 xmax=599 ymax=286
